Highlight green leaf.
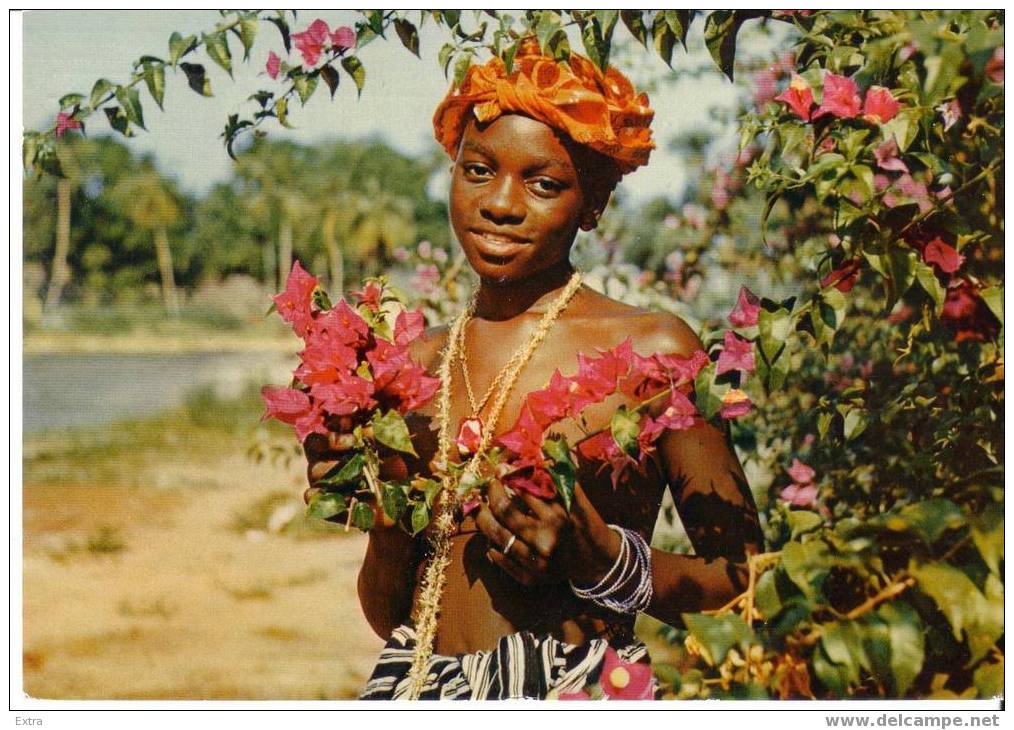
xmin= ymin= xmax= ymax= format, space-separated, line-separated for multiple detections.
xmin=501 ymin=42 xmax=519 ymax=75
xmin=238 ymin=13 xmax=258 ymax=61
xmin=351 ymin=501 xmax=375 ymax=531
xmin=693 ymin=362 xmax=724 ymax=420
xmin=620 ymin=10 xmax=648 ymax=46
xmin=970 ymin=503 xmax=1003 ymax=576
xmin=103 ymin=106 xmax=133 ymax=137
xmin=453 ymin=53 xmax=472 ymax=86
xmin=881 ymin=110 xmax=918 ymax=151
xmin=320 ymin=64 xmax=340 ymax=98
xmin=787 ymin=510 xmax=823 ymax=539
xmin=664 ymin=10 xmax=692 ymax=48
xmin=317 ymin=451 xmax=365 ymax=490
xmin=973 ymin=661 xmax=1003 ymax=699
xmin=266 ymin=15 xmax=292 ymax=54
xmin=180 ymin=62 xmax=212 ymax=96
xmin=306 ymin=491 xmax=347 ymax=520
xmin=780 ymin=540 xmax=831 ymax=599
xmin=535 ymin=11 xmax=563 ymax=54
xmin=168 ymin=32 xmax=198 ymax=66
xmin=410 ymin=501 xmax=430 ymax=535
xmin=380 ymin=482 xmax=407 ymax=522
xmin=544 ymin=437 xmax=577 ymax=512
xmin=865 ymin=602 xmax=924 ymax=697
xmin=813 ymin=643 xmax=850 ymax=697
xmin=293 ymin=74 xmax=318 ymax=105
xmin=342 ymin=55 xmax=366 ymax=97
xmin=114 ymin=85 xmax=145 ymax=129
xmin=651 ymin=13 xmax=675 ymax=67
xmin=394 ymin=18 xmax=420 ymax=57
xmin=58 ymin=93 xmax=84 ymax=110
xmin=89 ymin=78 xmax=114 ymax=109
xmin=203 ymin=31 xmax=233 ymax=76
xmin=914 ymin=261 xmax=946 ymax=316
xmin=22 ymin=135 xmax=38 ymax=174
xmin=609 ymin=406 xmax=640 ymax=458
xmin=911 ymin=562 xmax=1003 ymax=663
xmin=438 ymin=43 xmax=455 ymax=78
xmin=980 ymin=285 xmax=1003 ymax=326
xmin=371 ymin=410 xmax=417 ymax=456
xmin=895 ymin=499 xmax=964 ymax=544
xmin=842 ymin=408 xmax=867 ymax=440
xmin=143 ymin=63 xmax=166 ymax=110
xmin=682 ymin=613 xmax=754 ymax=665
xmin=276 ymin=97 xmax=292 ymax=128
xmin=819 ymin=621 xmax=868 ymax=689
xmin=817 ymin=411 xmax=834 ymax=439
xmin=703 ymin=10 xmax=763 ymax=81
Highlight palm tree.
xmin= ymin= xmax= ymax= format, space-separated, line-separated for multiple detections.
xmin=108 ymin=160 xmax=183 ymax=315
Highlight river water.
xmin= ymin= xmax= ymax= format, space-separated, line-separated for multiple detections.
xmin=22 ymin=351 xmax=291 ymax=434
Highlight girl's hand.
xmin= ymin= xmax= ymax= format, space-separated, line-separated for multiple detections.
xmin=475 ymin=480 xmax=621 ymax=587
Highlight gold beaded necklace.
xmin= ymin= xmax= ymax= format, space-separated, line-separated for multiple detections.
xmin=405 ymin=271 xmax=583 ymax=699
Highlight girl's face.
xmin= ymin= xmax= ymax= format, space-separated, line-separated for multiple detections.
xmin=449 ymin=114 xmax=597 ymax=283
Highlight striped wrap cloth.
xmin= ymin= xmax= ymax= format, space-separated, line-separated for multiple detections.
xmin=360 ymin=624 xmax=657 ymax=700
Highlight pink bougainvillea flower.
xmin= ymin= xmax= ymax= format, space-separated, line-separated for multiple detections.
xmin=525 ymin=370 xmax=573 ymax=428
xmin=272 ymin=260 xmax=318 ymax=337
xmin=922 ymin=237 xmax=965 ymax=274
xmin=295 ymin=335 xmax=358 ymax=384
xmin=941 ymin=278 xmax=1000 ymax=343
xmin=292 ymin=19 xmax=331 ymax=68
xmin=774 ymin=75 xmax=815 ymax=121
xmin=55 ymin=112 xmax=81 ymax=139
xmin=873 ymin=138 xmax=909 ymax=173
xmin=728 ymin=285 xmax=761 ymax=327
xmin=266 ymin=50 xmax=281 ymax=80
xmin=577 ymin=430 xmax=634 ymax=490
xmin=985 ymin=46 xmax=1004 ymax=84
xmin=309 ymin=298 xmax=369 ymax=349
xmin=498 ymin=405 xmax=546 ymax=465
xmin=820 ymin=259 xmax=862 ymax=293
xmin=456 ymin=417 xmax=483 ymax=456
xmin=310 ymin=376 xmax=376 ymax=417
xmin=260 ymin=385 xmax=312 ymax=424
xmin=814 ymin=73 xmax=862 ymax=119
xmin=656 ymin=389 xmax=699 ymax=431
xmin=350 ymin=281 xmax=383 ymax=312
xmin=558 ymin=690 xmax=591 ymax=701
xmin=410 ymin=263 xmax=441 ymax=296
xmin=657 ymin=349 xmax=710 ymax=387
xmin=779 ymin=483 xmax=819 ymax=509
xmin=753 ymin=68 xmax=780 ymax=107
xmin=331 ymin=25 xmax=356 ymax=52
xmin=619 ymin=352 xmax=670 ymax=400
xmin=787 ymin=458 xmax=816 ymax=484
xmin=393 ymin=308 xmax=425 ymax=347
xmin=600 ymin=648 xmax=655 ymax=700
xmin=720 ymin=389 xmax=753 ymax=419
xmin=716 ymin=332 xmax=755 ymax=376
xmin=380 ymin=359 xmax=440 ymax=413
xmin=293 ymin=404 xmax=328 ymax=442
xmin=936 ymin=99 xmax=962 ymax=132
xmin=862 ymin=85 xmax=901 ymax=124
xmin=502 ymin=463 xmax=556 ymax=499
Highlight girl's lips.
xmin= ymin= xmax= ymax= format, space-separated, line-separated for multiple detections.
xmin=469 ymin=230 xmax=528 ymax=259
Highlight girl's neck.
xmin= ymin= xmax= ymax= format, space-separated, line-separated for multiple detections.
xmin=473 ymin=260 xmax=577 ymax=322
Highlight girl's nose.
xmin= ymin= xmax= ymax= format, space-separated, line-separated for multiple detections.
xmin=480 ymin=175 xmax=526 ymax=225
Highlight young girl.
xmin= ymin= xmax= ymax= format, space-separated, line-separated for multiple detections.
xmin=304 ymin=39 xmax=763 ymax=700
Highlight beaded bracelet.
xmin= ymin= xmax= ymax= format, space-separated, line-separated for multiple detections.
xmin=569 ymin=525 xmax=653 ymax=615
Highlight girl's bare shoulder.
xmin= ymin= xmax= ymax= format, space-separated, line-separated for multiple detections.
xmin=570 ymin=288 xmax=703 ymax=356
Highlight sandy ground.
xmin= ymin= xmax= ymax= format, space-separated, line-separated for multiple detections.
xmin=22 ymin=449 xmax=385 ymax=700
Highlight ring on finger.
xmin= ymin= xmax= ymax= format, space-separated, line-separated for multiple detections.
xmin=502 ymin=533 xmax=518 ymax=556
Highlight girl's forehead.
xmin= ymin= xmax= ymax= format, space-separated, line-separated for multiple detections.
xmin=461 ymin=115 xmax=576 ymax=168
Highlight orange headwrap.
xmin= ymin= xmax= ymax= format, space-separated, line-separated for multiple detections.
xmin=433 ymin=38 xmax=655 ymax=175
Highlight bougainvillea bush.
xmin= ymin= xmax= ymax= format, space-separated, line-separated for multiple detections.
xmin=28 ymin=9 xmax=1002 ymax=700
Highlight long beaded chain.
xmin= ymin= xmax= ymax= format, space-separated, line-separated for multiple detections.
xmin=404 ymin=271 xmax=583 ymax=699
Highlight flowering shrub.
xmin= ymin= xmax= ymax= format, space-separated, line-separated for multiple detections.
xmin=30 ymin=9 xmax=1003 ymax=701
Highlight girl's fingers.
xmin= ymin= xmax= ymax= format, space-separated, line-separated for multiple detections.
xmin=486 ymin=480 xmax=538 ymax=535
xmin=308 ymin=458 xmax=339 ymax=484
xmin=486 ymin=550 xmax=535 ymax=586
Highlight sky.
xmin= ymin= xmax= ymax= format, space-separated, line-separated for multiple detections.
xmin=21 ymin=10 xmax=755 ymax=204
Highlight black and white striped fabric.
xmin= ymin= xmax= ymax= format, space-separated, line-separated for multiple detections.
xmin=360 ymin=624 xmax=655 ymax=700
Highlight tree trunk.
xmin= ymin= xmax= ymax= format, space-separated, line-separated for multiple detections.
xmin=154 ymin=225 xmax=180 ymax=316
xmin=278 ymin=216 xmax=292 ymax=292
xmin=44 ymin=178 xmax=72 ymax=313
xmin=322 ymin=208 xmax=344 ymax=299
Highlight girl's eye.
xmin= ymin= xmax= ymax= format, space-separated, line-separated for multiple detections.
xmin=463 ymin=163 xmax=492 ymax=177
xmin=531 ymin=178 xmax=564 ymax=195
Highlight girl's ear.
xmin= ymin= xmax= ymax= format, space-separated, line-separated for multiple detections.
xmin=578 ymin=207 xmax=602 ymax=232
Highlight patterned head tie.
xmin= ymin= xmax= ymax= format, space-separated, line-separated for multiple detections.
xmin=433 ymin=37 xmax=655 ymax=176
